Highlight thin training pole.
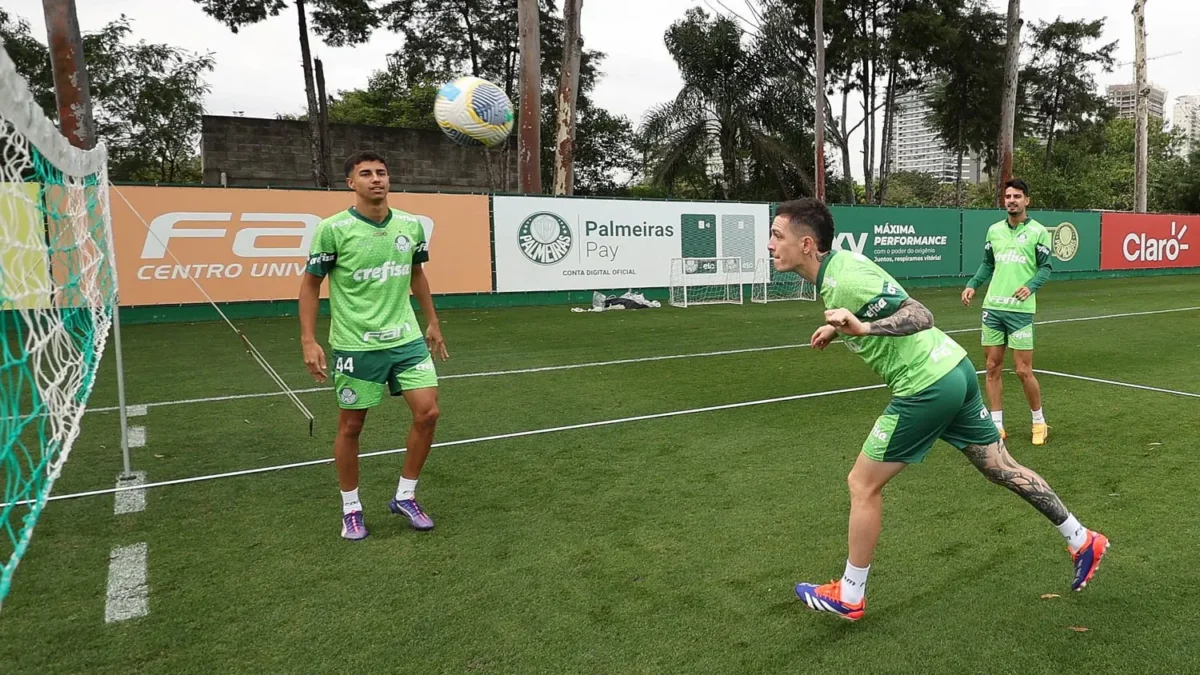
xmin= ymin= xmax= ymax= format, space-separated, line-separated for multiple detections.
xmin=100 ymin=181 xmax=133 ymax=477
xmin=111 ymin=304 xmax=133 ymax=477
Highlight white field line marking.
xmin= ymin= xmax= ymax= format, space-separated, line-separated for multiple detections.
xmin=128 ymin=426 xmax=146 ymax=448
xmin=80 ymin=305 xmax=1200 ymax=414
xmin=4 ymin=381 xmax=891 ymax=507
xmin=113 ymin=472 xmax=147 ymax=515
xmin=127 ymin=405 xmax=147 ymax=417
xmin=1036 ymin=369 xmax=1200 ymax=399
xmin=104 ymin=542 xmax=149 ymax=623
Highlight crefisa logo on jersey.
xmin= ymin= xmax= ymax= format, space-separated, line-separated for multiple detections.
xmin=518 ymin=211 xmax=573 ymax=265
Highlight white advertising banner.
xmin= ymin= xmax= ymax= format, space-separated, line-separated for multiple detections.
xmin=493 ymin=196 xmax=771 ymax=292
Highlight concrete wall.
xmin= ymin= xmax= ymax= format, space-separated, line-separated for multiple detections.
xmin=200 ymin=115 xmax=517 ymax=192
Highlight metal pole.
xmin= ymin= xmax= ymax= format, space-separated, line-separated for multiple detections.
xmin=814 ymin=0 xmax=826 ymax=202
xmin=111 ymin=303 xmax=133 ymax=477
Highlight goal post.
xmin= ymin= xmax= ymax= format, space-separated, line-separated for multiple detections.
xmin=0 ymin=43 xmax=121 ymax=609
xmin=751 ymin=258 xmax=818 ymax=303
xmin=669 ymin=257 xmax=744 ymax=307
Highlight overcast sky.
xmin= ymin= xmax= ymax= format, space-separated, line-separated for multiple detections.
xmin=6 ymin=0 xmax=1197 ymax=180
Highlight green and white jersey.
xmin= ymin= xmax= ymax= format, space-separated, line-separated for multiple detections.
xmin=818 ymin=251 xmax=967 ymax=398
xmin=306 ymin=207 xmax=429 ymax=352
xmin=968 ymin=217 xmax=1052 ymax=314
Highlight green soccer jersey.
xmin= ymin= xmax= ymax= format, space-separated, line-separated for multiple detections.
xmin=306 ymin=207 xmax=429 ymax=352
xmin=818 ymin=251 xmax=967 ymax=398
xmin=967 ymin=217 xmax=1052 ymax=314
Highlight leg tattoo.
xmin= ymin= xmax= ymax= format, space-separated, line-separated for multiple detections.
xmin=963 ymin=441 xmax=1069 ymax=525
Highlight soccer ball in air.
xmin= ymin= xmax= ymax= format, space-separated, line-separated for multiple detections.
xmin=433 ymin=76 xmax=515 ymax=148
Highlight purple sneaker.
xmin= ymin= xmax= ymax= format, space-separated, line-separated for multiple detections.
xmin=388 ymin=498 xmax=434 ymax=531
xmin=340 ymin=510 xmax=368 ymax=541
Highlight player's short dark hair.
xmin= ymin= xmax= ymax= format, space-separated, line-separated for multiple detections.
xmin=775 ymin=198 xmax=835 ymax=252
xmin=344 ymin=150 xmax=387 ymax=177
xmin=1003 ymin=177 xmax=1030 ymax=196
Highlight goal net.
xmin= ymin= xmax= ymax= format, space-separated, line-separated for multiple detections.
xmin=751 ymin=258 xmax=817 ymax=303
xmin=0 ymin=45 xmax=118 ymax=608
xmin=669 ymin=257 xmax=744 ymax=307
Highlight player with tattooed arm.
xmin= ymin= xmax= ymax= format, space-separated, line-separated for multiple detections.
xmin=767 ymin=199 xmax=1109 ymax=621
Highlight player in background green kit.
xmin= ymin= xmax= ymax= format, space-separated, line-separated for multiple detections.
xmin=768 ymin=199 xmax=1108 ymax=622
xmin=298 ymin=151 xmax=449 ymax=541
xmin=962 ymin=178 xmax=1052 ymax=445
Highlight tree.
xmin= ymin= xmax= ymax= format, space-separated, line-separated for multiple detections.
xmin=0 ymin=10 xmax=56 ymax=114
xmin=1022 ymin=18 xmax=1117 ymax=169
xmin=1133 ymin=0 xmax=1149 ymax=213
xmin=925 ymin=2 xmax=1006 ymax=205
xmin=191 ymin=0 xmax=381 ymax=186
xmin=995 ymin=0 xmax=1021 ymax=203
xmin=1 ymin=12 xmax=214 ymax=183
xmin=1011 ymin=115 xmax=1183 ymax=212
xmin=551 ymin=0 xmax=583 ymax=194
xmin=883 ymin=170 xmax=940 ymax=205
xmin=639 ymin=7 xmax=812 ymax=200
xmin=517 ymin=0 xmax=542 ymax=192
xmin=320 ymin=1 xmax=638 ymax=195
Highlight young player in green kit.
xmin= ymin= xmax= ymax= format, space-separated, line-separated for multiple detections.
xmin=299 ymin=151 xmax=449 ymax=541
xmin=962 ymin=178 xmax=1052 ymax=445
xmin=768 ymin=199 xmax=1108 ymax=621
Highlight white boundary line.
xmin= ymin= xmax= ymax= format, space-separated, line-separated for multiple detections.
xmin=11 ymin=357 xmax=1199 ymax=508
xmin=1036 ymin=369 xmax=1200 ymax=398
xmin=3 ymin=382 xmax=890 ymax=507
xmin=113 ymin=472 xmax=147 ymax=515
xmin=80 ymin=305 xmax=1200 ymax=414
xmin=104 ymin=542 xmax=149 ymax=623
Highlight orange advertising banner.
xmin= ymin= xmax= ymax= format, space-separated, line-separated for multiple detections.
xmin=110 ymin=187 xmax=493 ymax=306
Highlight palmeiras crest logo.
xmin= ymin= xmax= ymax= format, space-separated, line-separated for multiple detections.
xmin=518 ymin=212 xmax=573 ymax=265
xmin=339 ymin=387 xmax=358 ymax=405
xmin=1051 ymin=222 xmax=1079 ymax=262
xmin=394 ymin=234 xmax=412 ymax=253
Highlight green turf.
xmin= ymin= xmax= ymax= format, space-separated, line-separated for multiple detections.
xmin=2 ymin=276 xmax=1199 ymax=674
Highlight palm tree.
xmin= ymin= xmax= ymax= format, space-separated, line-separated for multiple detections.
xmin=638 ymin=8 xmax=811 ymax=200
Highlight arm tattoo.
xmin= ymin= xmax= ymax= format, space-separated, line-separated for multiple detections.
xmin=963 ymin=441 xmax=1069 ymax=525
xmin=867 ymin=298 xmax=935 ymax=337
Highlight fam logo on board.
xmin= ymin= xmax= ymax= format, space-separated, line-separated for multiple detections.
xmin=517 ymin=211 xmax=573 ymax=265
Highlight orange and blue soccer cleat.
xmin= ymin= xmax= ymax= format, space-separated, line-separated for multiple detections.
xmin=794 ymin=580 xmax=865 ymax=621
xmin=1032 ymin=423 xmax=1049 ymax=445
xmin=1070 ymin=530 xmax=1110 ymax=591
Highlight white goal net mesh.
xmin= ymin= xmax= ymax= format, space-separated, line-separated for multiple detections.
xmin=751 ymin=258 xmax=817 ymax=303
xmin=0 ymin=43 xmax=117 ymax=608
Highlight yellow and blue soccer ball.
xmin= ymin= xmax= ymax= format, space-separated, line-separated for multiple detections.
xmin=433 ymin=76 xmax=515 ymax=148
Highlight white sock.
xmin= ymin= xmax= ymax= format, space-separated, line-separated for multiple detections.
xmin=1057 ymin=514 xmax=1088 ymax=552
xmin=341 ymin=488 xmax=361 ymax=515
xmin=395 ymin=477 xmax=418 ymax=501
xmin=991 ymin=410 xmax=1004 ymax=429
xmin=1032 ymin=408 xmax=1046 ymax=424
xmin=840 ymin=560 xmax=870 ymax=604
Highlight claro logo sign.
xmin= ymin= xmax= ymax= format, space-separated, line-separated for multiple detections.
xmin=1101 ymin=213 xmax=1200 ymax=270
xmin=136 ymin=212 xmax=434 ymax=281
xmin=1122 ymin=222 xmax=1188 ymax=263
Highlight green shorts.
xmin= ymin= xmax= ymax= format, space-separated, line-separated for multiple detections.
xmin=862 ymin=357 xmax=1001 ymax=464
xmin=332 ymin=340 xmax=438 ymax=409
xmin=981 ymin=309 xmax=1035 ymax=350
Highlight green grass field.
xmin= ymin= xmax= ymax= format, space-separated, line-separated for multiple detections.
xmin=2 ymin=275 xmax=1199 ymax=674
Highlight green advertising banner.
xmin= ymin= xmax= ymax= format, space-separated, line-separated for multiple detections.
xmin=826 ymin=206 xmax=962 ymax=277
xmin=961 ymin=210 xmax=1101 ymax=274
